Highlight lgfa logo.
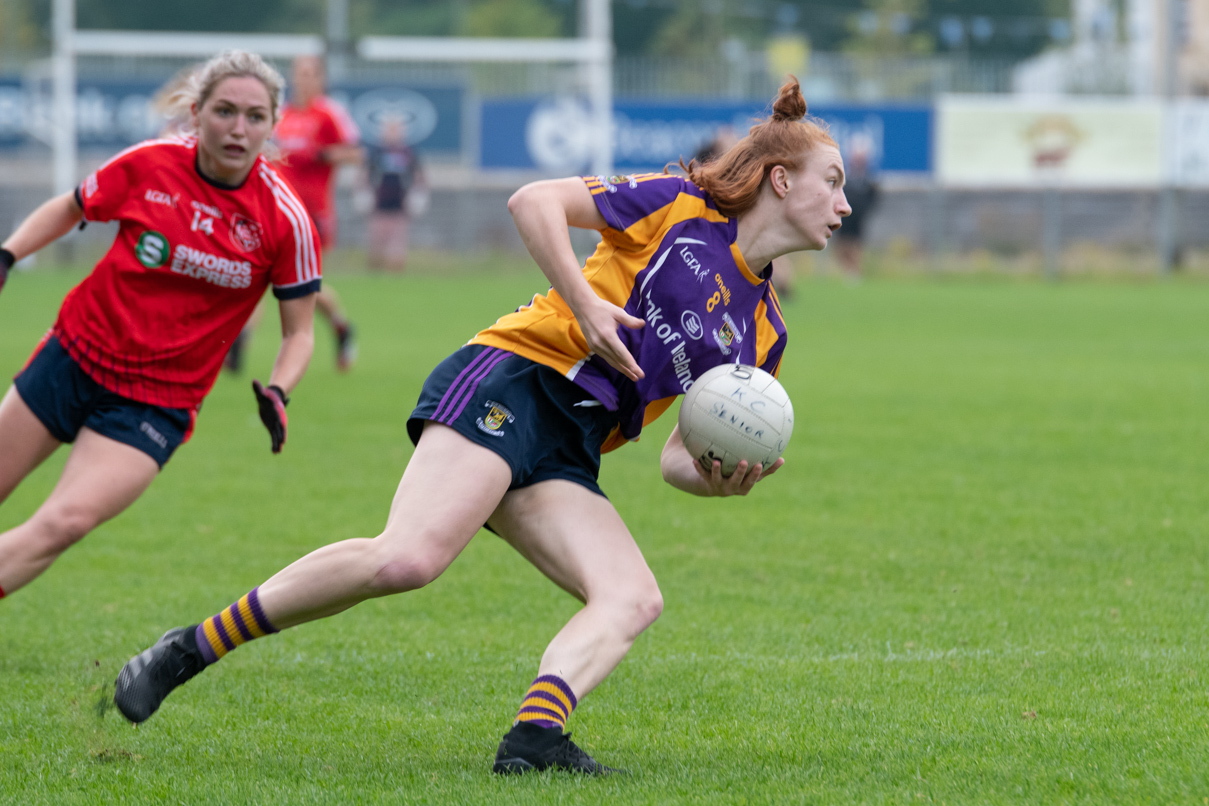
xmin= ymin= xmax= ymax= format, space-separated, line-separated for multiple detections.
xmin=135 ymin=231 xmax=170 ymax=268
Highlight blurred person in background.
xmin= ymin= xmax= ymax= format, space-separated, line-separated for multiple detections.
xmin=113 ymin=77 xmax=849 ymax=776
xmin=693 ymin=124 xmax=796 ymax=299
xmin=362 ymin=115 xmax=427 ymax=271
xmin=0 ymin=50 xmax=318 ymax=601
xmin=833 ymin=136 xmax=879 ymax=280
xmin=692 ymin=124 xmax=740 ymax=165
xmin=226 ymin=54 xmax=360 ymax=373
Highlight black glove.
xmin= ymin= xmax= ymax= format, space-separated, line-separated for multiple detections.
xmin=0 ymin=248 xmax=14 ymax=296
xmin=252 ymin=380 xmax=289 ymax=454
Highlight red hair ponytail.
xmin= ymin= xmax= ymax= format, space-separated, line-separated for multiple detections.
xmin=680 ymin=77 xmax=836 ymax=218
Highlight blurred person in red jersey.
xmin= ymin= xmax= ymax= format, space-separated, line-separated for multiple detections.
xmin=0 ymin=50 xmax=319 ymax=600
xmin=226 ymin=54 xmax=361 ymax=373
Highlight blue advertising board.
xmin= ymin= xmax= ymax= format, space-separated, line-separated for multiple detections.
xmin=0 ymin=78 xmax=463 ymax=153
xmin=480 ymin=97 xmax=933 ymax=174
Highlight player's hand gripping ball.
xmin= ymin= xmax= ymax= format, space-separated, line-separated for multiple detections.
xmin=678 ymin=363 xmax=794 ymax=477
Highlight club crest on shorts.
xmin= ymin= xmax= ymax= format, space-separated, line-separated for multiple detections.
xmin=229 ymin=214 xmax=263 ymax=253
xmin=476 ymin=400 xmax=515 ymax=437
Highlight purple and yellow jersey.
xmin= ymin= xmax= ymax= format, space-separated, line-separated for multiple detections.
xmin=470 ymin=172 xmax=787 ymax=452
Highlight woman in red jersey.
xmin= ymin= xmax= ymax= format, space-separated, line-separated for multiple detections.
xmin=0 ymin=50 xmax=321 ymax=600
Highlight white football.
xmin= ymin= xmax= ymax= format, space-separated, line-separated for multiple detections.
xmin=678 ymin=363 xmax=794 ymax=477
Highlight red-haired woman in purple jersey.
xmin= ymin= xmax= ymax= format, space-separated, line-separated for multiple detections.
xmin=114 ymin=78 xmax=851 ymax=774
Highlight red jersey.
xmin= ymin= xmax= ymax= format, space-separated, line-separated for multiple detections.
xmin=273 ymin=96 xmax=359 ymax=243
xmin=58 ymin=135 xmax=321 ymax=410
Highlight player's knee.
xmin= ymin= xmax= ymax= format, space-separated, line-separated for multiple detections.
xmin=370 ymin=552 xmax=446 ymax=594
xmin=613 ymin=581 xmax=664 ymax=639
xmin=635 ymin=586 xmax=665 ymax=633
xmin=33 ymin=504 xmax=98 ymax=552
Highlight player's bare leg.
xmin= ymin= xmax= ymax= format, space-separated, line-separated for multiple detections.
xmin=0 ymin=386 xmax=62 ymax=506
xmin=486 ymin=479 xmax=662 ymax=773
xmin=490 ymin=480 xmax=663 ymax=696
xmin=314 ymin=285 xmax=356 ymax=371
xmin=256 ymin=423 xmax=511 ymax=625
xmin=114 ymin=422 xmax=513 ymax=722
xmin=0 ymin=427 xmax=158 ymax=595
xmin=835 ymin=238 xmax=862 ymax=279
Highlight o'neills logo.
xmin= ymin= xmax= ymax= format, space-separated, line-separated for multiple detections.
xmin=229 ymin=214 xmax=263 ymax=252
xmin=170 ymin=244 xmax=253 ymax=289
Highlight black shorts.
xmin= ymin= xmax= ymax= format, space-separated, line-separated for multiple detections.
xmin=408 ymin=345 xmax=620 ymax=496
xmin=13 ymin=335 xmax=195 ymax=468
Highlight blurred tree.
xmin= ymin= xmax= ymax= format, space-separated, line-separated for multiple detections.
xmin=1 ymin=0 xmax=1072 ymax=60
xmin=352 ymin=0 xmax=574 ymax=38
xmin=925 ymin=0 xmax=1070 ymax=57
xmin=614 ymin=0 xmax=1070 ymax=59
xmin=0 ymin=0 xmax=46 ymax=51
xmin=75 ymin=0 xmax=321 ymax=33
xmin=351 ymin=0 xmax=460 ymax=37
xmin=842 ymin=0 xmax=935 ymax=55
xmin=646 ymin=0 xmax=767 ymax=58
xmin=458 ymin=0 xmax=566 ymax=37
xmin=612 ymin=1 xmax=675 ymax=55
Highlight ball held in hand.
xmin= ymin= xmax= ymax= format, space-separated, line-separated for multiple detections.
xmin=678 ymin=363 xmax=794 ymax=477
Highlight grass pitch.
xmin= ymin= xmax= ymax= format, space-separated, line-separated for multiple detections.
xmin=1 ymin=258 xmax=1207 ymax=804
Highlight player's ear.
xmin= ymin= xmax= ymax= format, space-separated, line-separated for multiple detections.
xmin=769 ymin=165 xmax=790 ymax=199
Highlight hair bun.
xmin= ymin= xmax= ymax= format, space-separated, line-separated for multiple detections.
xmin=771 ymin=76 xmax=807 ymax=122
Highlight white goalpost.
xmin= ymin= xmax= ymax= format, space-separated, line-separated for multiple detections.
xmin=48 ymin=0 xmax=615 ymax=197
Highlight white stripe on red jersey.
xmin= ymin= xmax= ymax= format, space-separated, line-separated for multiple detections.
xmin=258 ymin=164 xmax=319 ymax=283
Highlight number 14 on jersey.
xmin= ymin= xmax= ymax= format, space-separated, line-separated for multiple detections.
xmin=191 ymin=210 xmax=214 ymax=235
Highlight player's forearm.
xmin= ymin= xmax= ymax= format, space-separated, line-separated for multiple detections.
xmin=2 ymin=192 xmax=84 ymax=261
xmin=508 ymin=186 xmax=598 ymax=316
xmin=660 ymin=428 xmax=712 ymax=496
xmin=267 ymin=331 xmax=314 ymax=396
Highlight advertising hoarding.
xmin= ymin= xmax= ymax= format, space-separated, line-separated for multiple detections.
xmin=937 ymin=95 xmax=1163 ymax=188
xmin=480 ymin=97 xmax=933 ymax=175
xmin=0 ymin=79 xmax=463 ymax=154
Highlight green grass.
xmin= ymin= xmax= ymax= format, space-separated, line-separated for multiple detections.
xmin=2 ymin=260 xmax=1208 ymax=803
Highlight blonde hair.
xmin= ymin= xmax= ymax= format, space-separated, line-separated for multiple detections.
xmin=159 ymin=50 xmax=285 ymax=155
xmin=680 ymin=77 xmax=837 ymax=219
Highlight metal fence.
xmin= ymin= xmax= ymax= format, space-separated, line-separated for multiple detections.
xmin=0 ymin=49 xmax=1027 ymax=102
xmin=615 ymin=53 xmax=1017 ymax=101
